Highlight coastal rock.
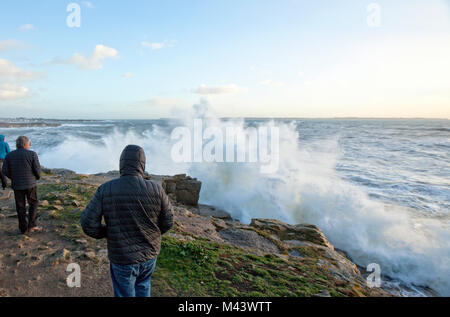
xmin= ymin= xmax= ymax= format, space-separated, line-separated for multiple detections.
xmin=162 ymin=174 xmax=201 ymax=206
xmin=95 ymin=170 xmax=120 ymax=177
xmin=0 ymin=168 xmax=394 ymax=297
xmin=196 ymin=204 xmax=232 ymax=220
xmin=218 ymin=228 xmax=280 ymax=255
xmin=52 ymin=249 xmax=71 ymax=265
xmin=168 ymin=232 xmax=195 ymax=242
xmin=84 ymin=251 xmax=97 ymax=261
xmin=211 ymin=218 xmax=228 ymax=230
xmin=312 ymin=290 xmax=331 ymax=297
xmin=75 ymin=239 xmax=87 ymax=246
xmin=39 ymin=200 xmax=49 ymax=207
xmin=0 ymin=191 xmax=12 ymax=201
xmin=41 ymin=168 xmax=76 ymax=176
xmin=249 ymin=218 xmax=363 ymax=281
xmin=250 ymin=218 xmax=333 ymax=249
xmin=51 ymin=205 xmax=64 ymax=211
xmin=51 ymin=168 xmax=76 ymax=176
xmin=44 ymin=210 xmax=57 ymax=219
xmin=42 ymin=192 xmax=58 ymax=201
xmin=173 ymin=211 xmax=224 ymax=243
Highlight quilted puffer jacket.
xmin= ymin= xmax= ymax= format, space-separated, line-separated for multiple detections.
xmin=2 ymin=148 xmax=41 ymax=190
xmin=81 ymin=145 xmax=174 ymax=265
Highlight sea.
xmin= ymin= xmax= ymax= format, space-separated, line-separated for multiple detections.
xmin=1 ymin=116 xmax=449 ymax=296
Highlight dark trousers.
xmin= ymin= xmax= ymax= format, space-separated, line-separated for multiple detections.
xmin=0 ymin=159 xmax=7 ymax=189
xmin=14 ymin=187 xmax=39 ymax=234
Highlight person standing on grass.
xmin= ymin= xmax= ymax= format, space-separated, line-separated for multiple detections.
xmin=2 ymin=136 xmax=42 ymax=234
xmin=0 ymin=135 xmax=11 ymax=190
xmin=81 ymin=144 xmax=173 ymax=297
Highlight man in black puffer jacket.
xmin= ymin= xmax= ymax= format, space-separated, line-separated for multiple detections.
xmin=81 ymin=145 xmax=173 ymax=297
xmin=2 ymin=136 xmax=42 ymax=234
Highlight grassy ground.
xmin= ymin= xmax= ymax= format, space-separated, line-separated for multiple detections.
xmin=38 ymin=182 xmax=97 ymax=240
xmin=153 ymin=236 xmax=365 ymax=297
xmin=0 ymin=179 xmax=378 ymax=297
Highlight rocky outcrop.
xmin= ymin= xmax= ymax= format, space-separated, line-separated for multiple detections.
xmin=249 ymin=219 xmax=362 ymax=282
xmin=0 ymin=169 xmax=394 ymax=297
xmin=195 ymin=204 xmax=232 ymax=219
xmin=250 ymin=219 xmax=334 ymax=249
xmin=162 ymin=174 xmax=201 ymax=206
xmin=41 ymin=167 xmax=76 ymax=176
xmin=218 ymin=228 xmax=280 ymax=254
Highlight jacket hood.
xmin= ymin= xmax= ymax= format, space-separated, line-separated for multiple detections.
xmin=0 ymin=135 xmax=4 ymax=142
xmin=119 ymin=145 xmax=146 ymax=177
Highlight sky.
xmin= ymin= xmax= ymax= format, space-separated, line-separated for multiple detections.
xmin=0 ymin=0 xmax=449 ymax=119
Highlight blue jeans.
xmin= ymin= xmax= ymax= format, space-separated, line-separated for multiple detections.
xmin=110 ymin=257 xmax=157 ymax=297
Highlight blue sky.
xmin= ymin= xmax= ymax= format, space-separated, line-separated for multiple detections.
xmin=0 ymin=0 xmax=449 ymax=119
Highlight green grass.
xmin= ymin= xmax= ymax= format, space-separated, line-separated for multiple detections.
xmin=38 ymin=183 xmax=97 ymax=239
xmin=38 ymin=183 xmax=97 ymax=204
xmin=151 ymin=236 xmax=354 ymax=297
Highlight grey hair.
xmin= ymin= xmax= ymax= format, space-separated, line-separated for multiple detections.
xmin=16 ymin=136 xmax=30 ymax=149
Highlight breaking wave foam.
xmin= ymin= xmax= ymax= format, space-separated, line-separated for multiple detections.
xmin=38 ymin=115 xmax=450 ymax=296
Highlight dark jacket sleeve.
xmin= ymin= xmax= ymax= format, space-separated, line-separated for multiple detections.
xmin=158 ymin=186 xmax=174 ymax=234
xmin=81 ymin=187 xmax=107 ymax=239
xmin=2 ymin=156 xmax=10 ymax=179
xmin=32 ymin=152 xmax=41 ymax=180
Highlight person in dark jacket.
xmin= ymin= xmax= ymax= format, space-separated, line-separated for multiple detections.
xmin=2 ymin=136 xmax=42 ymax=234
xmin=0 ymin=135 xmax=11 ymax=190
xmin=81 ymin=145 xmax=173 ymax=297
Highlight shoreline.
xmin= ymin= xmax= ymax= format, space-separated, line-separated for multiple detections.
xmin=0 ymin=122 xmax=61 ymax=128
xmin=0 ymin=167 xmax=437 ymax=297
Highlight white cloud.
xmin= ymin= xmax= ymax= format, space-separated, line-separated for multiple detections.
xmin=146 ymin=97 xmax=182 ymax=107
xmin=82 ymin=1 xmax=94 ymax=8
xmin=249 ymin=65 xmax=271 ymax=76
xmin=68 ymin=44 xmax=119 ymax=70
xmin=193 ymin=84 xmax=247 ymax=95
xmin=0 ymin=40 xmax=29 ymax=52
xmin=0 ymin=83 xmax=29 ymax=100
xmin=19 ymin=24 xmax=35 ymax=31
xmin=0 ymin=58 xmax=39 ymax=101
xmin=260 ymin=79 xmax=284 ymax=87
xmin=42 ymin=57 xmax=66 ymax=66
xmin=141 ymin=41 xmax=165 ymax=50
xmin=0 ymin=58 xmax=40 ymax=80
xmin=122 ymin=72 xmax=133 ymax=78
